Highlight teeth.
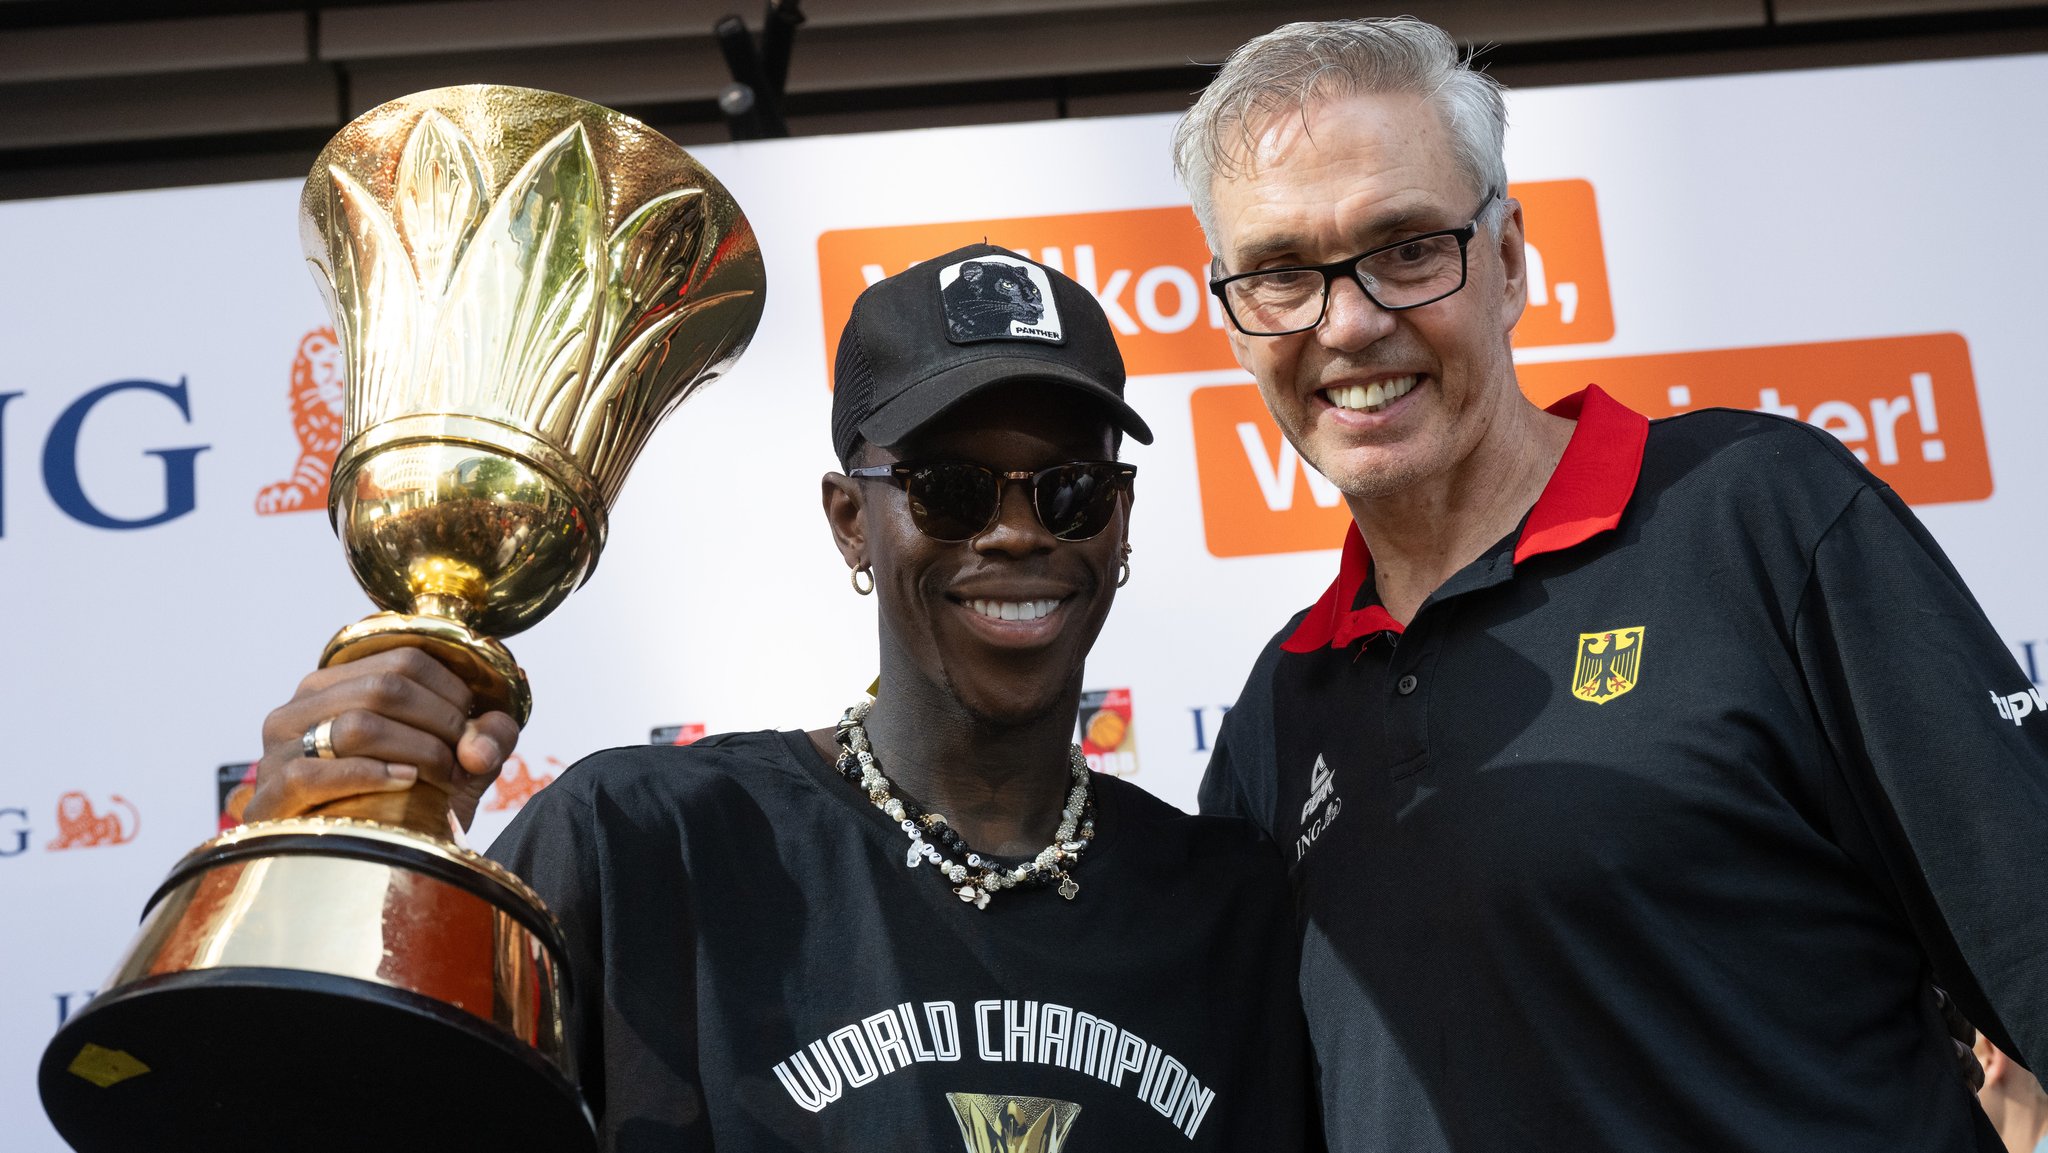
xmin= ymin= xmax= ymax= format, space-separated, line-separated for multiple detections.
xmin=969 ymin=599 xmax=1061 ymax=622
xmin=1326 ymin=374 xmax=1417 ymax=412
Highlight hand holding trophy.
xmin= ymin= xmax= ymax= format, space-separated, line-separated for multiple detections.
xmin=41 ymin=85 xmax=764 ymax=1152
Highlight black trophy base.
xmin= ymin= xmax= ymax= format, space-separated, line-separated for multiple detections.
xmin=40 ymin=967 xmax=597 ymax=1153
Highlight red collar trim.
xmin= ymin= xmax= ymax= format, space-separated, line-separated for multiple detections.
xmin=1280 ymin=385 xmax=1648 ymax=653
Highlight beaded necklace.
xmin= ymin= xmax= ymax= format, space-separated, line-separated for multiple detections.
xmin=835 ymin=699 xmax=1094 ymax=909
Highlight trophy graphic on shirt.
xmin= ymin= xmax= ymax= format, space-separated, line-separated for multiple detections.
xmin=40 ymin=85 xmax=763 ymax=1152
xmin=948 ymin=1093 xmax=1082 ymax=1153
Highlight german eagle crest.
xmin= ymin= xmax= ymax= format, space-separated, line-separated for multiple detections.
xmin=1572 ymin=627 xmax=1645 ymax=704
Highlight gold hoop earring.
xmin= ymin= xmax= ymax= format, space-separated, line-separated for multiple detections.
xmin=1116 ymin=543 xmax=1132 ymax=588
xmin=851 ymin=564 xmax=874 ymax=595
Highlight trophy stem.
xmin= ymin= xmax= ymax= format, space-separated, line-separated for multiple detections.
xmin=323 ymin=610 xmax=533 ymax=724
xmin=316 ymin=611 xmax=532 ymax=840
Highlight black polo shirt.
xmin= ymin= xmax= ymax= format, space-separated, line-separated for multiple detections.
xmin=1201 ymin=386 xmax=2048 ymax=1152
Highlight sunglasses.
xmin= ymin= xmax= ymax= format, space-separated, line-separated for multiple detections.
xmin=848 ymin=459 xmax=1136 ymax=543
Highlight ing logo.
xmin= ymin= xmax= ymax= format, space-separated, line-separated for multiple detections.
xmin=483 ymin=754 xmax=560 ymax=813
xmin=46 ymin=792 xmax=139 ymax=850
xmin=1571 ymin=627 xmax=1645 ymax=704
xmin=254 ymin=327 xmax=343 ymax=515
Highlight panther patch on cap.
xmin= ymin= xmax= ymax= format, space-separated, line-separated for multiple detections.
xmin=937 ymin=254 xmax=1065 ymax=345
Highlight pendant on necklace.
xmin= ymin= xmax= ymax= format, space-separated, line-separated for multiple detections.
xmin=1058 ymin=873 xmax=1079 ymax=900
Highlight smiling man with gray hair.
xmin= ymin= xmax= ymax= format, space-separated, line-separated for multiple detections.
xmin=1181 ymin=16 xmax=2048 ymax=1152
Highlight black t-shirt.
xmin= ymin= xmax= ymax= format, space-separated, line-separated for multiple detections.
xmin=1203 ymin=389 xmax=2047 ymax=1152
xmin=490 ymin=728 xmax=1311 ymax=1152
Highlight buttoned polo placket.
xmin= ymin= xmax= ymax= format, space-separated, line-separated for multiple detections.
xmin=1349 ymin=531 xmax=1523 ymax=781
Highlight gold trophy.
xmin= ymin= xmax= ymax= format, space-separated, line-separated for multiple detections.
xmin=40 ymin=85 xmax=764 ymax=1152
xmin=948 ymin=1093 xmax=1082 ymax=1153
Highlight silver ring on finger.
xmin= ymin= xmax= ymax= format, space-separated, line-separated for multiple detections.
xmin=302 ymin=719 xmax=339 ymax=760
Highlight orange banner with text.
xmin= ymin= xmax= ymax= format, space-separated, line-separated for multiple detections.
xmin=1518 ymin=333 xmax=1989 ymax=507
xmin=1191 ymin=333 xmax=1989 ymax=558
xmin=815 ymin=180 xmax=1611 ymax=380
xmin=1510 ymin=179 xmax=1613 ymax=347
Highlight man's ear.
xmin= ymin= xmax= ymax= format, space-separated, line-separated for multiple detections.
xmin=1494 ymin=197 xmax=1529 ymax=331
xmin=821 ymin=471 xmax=866 ymax=571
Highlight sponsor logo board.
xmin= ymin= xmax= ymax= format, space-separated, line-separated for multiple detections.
xmin=651 ymin=723 xmax=707 ymax=746
xmin=0 ymin=806 xmax=27 ymax=857
xmin=46 ymin=792 xmax=139 ymax=850
xmin=1078 ymin=688 xmax=1137 ymax=777
xmin=0 ymin=378 xmax=209 ymax=537
xmin=217 ymin=762 xmax=257 ymax=831
xmin=483 ymin=754 xmax=560 ymax=813
xmin=255 ymin=327 xmax=344 ymax=515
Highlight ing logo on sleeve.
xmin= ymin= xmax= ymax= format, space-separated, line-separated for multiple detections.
xmin=1572 ymin=627 xmax=1645 ymax=704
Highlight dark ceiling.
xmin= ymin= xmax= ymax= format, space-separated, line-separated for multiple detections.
xmin=3 ymin=0 xmax=2046 ymax=201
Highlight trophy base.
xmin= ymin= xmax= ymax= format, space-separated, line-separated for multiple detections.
xmin=37 ymin=817 xmax=591 ymax=1152
xmin=40 ymin=967 xmax=596 ymax=1153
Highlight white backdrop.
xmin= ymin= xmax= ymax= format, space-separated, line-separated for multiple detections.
xmin=5 ymin=53 xmax=2047 ymax=1146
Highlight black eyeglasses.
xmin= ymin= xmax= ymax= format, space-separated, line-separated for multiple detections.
xmin=1209 ymin=189 xmax=1500 ymax=337
xmin=848 ymin=460 xmax=1136 ymax=543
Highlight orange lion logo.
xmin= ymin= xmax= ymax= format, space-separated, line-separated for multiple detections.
xmin=47 ymin=792 xmax=140 ymax=850
xmin=484 ymin=755 xmax=560 ymax=813
xmin=255 ymin=327 xmax=344 ymax=515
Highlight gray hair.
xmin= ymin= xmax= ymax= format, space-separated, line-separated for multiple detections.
xmin=1172 ymin=17 xmax=1508 ymax=247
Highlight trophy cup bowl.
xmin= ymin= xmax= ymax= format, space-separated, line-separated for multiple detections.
xmin=40 ymin=85 xmax=764 ymax=1152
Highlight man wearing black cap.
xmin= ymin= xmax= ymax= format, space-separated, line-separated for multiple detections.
xmin=245 ymin=244 xmax=1311 ymax=1151
xmin=832 ymin=243 xmax=1151 ymax=465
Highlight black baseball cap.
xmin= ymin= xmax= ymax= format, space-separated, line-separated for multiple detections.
xmin=831 ymin=242 xmax=1154 ymax=466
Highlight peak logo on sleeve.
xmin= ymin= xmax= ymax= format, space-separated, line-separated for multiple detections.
xmin=1991 ymin=685 xmax=2048 ymax=726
